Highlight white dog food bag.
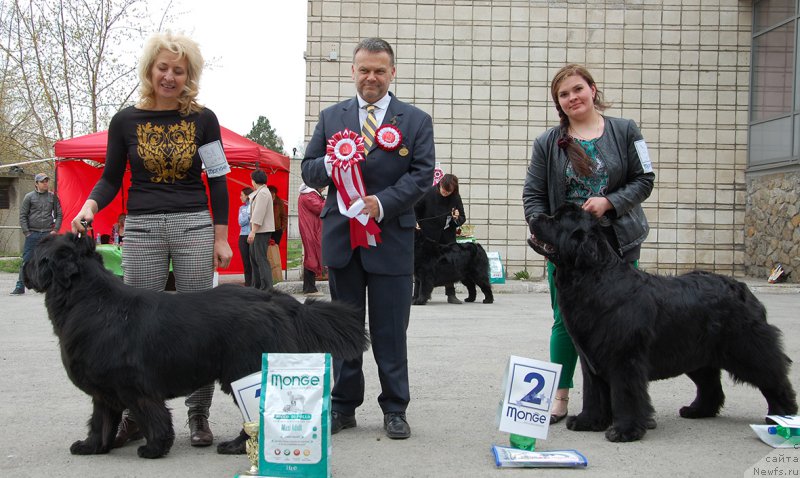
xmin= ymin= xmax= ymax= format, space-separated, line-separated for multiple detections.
xmin=258 ymin=353 xmax=331 ymax=478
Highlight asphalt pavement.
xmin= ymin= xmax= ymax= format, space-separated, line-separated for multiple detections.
xmin=1 ymin=271 xmax=798 ymax=478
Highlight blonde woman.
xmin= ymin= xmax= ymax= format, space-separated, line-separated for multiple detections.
xmin=71 ymin=31 xmax=232 ymax=449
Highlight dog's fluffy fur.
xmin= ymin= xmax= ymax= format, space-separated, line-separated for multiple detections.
xmin=528 ymin=203 xmax=797 ymax=442
xmin=25 ymin=233 xmax=369 ymax=458
xmin=412 ymin=234 xmax=493 ymax=305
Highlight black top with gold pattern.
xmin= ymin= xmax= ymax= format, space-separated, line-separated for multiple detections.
xmin=89 ymin=106 xmax=228 ymax=224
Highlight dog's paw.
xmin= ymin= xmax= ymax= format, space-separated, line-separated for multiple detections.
xmin=566 ymin=413 xmax=609 ymax=432
xmin=645 ymin=416 xmax=657 ymax=429
xmin=137 ymin=443 xmax=168 ymax=459
xmin=605 ymin=424 xmax=646 ymax=442
xmin=679 ymin=405 xmax=718 ymax=419
xmin=70 ymin=439 xmax=108 ymax=455
xmin=464 ymin=296 xmax=476 ymax=303
xmin=217 ymin=433 xmax=248 ymax=455
xmin=411 ymin=298 xmax=428 ymax=306
xmin=482 ymin=298 xmax=493 ymax=304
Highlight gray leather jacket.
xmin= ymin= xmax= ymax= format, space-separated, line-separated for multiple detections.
xmin=522 ymin=116 xmax=655 ymax=256
xmin=20 ymin=189 xmax=62 ymax=235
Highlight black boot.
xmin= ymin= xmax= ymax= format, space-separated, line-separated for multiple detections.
xmin=303 ymin=268 xmax=318 ymax=294
xmin=445 ymin=284 xmax=462 ymax=304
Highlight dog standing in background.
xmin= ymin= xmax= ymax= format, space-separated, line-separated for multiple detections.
xmin=412 ymin=233 xmax=494 ymax=305
xmin=25 ymin=233 xmax=369 ymax=459
xmin=528 ymin=203 xmax=797 ymax=442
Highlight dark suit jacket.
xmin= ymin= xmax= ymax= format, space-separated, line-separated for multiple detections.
xmin=301 ymin=93 xmax=435 ymax=275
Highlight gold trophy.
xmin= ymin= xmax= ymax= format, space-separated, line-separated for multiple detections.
xmin=243 ymin=421 xmax=260 ymax=475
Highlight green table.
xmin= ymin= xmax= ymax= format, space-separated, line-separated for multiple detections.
xmin=96 ymin=244 xmax=123 ymax=276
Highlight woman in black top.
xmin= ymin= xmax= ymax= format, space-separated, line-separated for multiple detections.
xmin=414 ymin=173 xmax=466 ymax=303
xmin=71 ymin=31 xmax=232 ymax=449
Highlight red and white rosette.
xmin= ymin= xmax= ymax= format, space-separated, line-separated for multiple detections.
xmin=375 ymin=124 xmax=402 ymax=152
xmin=432 ymin=167 xmax=444 ymax=186
xmin=325 ymin=129 xmax=382 ymax=249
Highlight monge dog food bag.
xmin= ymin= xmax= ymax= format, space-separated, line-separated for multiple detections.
xmin=258 ymin=353 xmax=331 ymax=478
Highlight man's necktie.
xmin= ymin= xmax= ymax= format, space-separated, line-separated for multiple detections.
xmin=361 ymin=104 xmax=378 ymax=155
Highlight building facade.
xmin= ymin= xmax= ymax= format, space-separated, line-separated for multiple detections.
xmin=305 ymin=0 xmax=800 ymax=282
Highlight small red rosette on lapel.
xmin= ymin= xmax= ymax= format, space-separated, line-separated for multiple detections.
xmin=325 ymin=129 xmax=382 ymax=249
xmin=374 ymin=124 xmax=402 ymax=152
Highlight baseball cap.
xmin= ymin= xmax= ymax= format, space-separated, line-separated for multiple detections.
xmin=34 ymin=173 xmax=49 ymax=182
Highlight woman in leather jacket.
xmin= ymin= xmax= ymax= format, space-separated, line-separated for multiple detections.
xmin=522 ymin=64 xmax=655 ymax=423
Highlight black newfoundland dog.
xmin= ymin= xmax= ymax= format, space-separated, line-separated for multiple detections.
xmin=24 ymin=233 xmax=369 ymax=459
xmin=412 ymin=233 xmax=494 ymax=305
xmin=528 ymin=203 xmax=797 ymax=442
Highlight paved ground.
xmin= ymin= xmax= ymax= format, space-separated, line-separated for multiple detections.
xmin=0 ymin=271 xmax=798 ymax=477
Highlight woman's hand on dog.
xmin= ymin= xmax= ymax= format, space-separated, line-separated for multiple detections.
xmin=71 ymin=200 xmax=99 ymax=234
xmin=582 ymin=197 xmax=613 ymax=218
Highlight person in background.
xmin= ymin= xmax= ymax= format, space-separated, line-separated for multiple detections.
xmin=247 ymin=169 xmax=274 ymax=290
xmin=238 ymin=187 xmax=253 ymax=287
xmin=111 ymin=213 xmax=126 ymax=245
xmin=266 ymin=185 xmax=288 ymax=283
xmin=268 ymin=185 xmax=288 ymax=245
xmin=297 ymin=183 xmax=325 ymax=296
xmin=11 ymin=172 xmax=62 ymax=295
xmin=413 ymin=173 xmax=466 ymax=304
xmin=70 ymin=31 xmax=232 ymax=449
xmin=301 ymin=37 xmax=435 ymax=440
xmin=522 ymin=64 xmax=654 ymax=423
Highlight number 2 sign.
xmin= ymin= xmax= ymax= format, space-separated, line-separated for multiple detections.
xmin=497 ymin=355 xmax=562 ymax=440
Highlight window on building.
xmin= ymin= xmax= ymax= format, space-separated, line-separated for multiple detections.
xmin=0 ymin=183 xmax=9 ymax=209
xmin=749 ymin=0 xmax=800 ymax=169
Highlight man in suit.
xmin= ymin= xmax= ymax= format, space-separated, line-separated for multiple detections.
xmin=301 ymin=37 xmax=435 ymax=439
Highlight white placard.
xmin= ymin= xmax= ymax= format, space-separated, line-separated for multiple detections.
xmin=497 ymin=355 xmax=562 ymax=440
xmin=634 ymin=139 xmax=654 ymax=173
xmin=198 ymin=140 xmax=231 ymax=178
xmin=231 ymin=371 xmax=262 ymax=423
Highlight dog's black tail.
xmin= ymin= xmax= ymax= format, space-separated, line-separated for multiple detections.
xmin=292 ymin=299 xmax=370 ymax=360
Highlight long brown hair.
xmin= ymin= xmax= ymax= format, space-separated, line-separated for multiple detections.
xmin=550 ymin=64 xmax=611 ymax=177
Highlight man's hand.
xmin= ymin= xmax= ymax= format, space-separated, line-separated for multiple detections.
xmin=247 ymin=231 xmax=256 ymax=245
xmin=360 ymin=195 xmax=380 ymax=219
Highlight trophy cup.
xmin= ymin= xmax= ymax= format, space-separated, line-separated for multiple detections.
xmin=243 ymin=421 xmax=260 ymax=475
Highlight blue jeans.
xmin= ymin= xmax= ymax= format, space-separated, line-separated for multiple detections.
xmin=17 ymin=231 xmax=49 ymax=290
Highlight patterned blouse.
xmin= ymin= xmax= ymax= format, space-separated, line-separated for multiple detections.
xmin=565 ymin=137 xmax=608 ymax=206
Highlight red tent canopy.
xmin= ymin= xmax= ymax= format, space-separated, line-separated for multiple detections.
xmin=53 ymin=127 xmax=290 ymax=276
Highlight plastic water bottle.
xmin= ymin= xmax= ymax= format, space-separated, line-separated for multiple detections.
xmin=768 ymin=425 xmax=800 ymax=440
xmin=96 ymin=234 xmax=101 ymax=245
xmin=509 ymin=433 xmax=536 ymax=451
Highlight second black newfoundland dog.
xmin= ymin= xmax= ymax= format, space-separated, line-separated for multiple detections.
xmin=412 ymin=234 xmax=494 ymax=305
xmin=24 ymin=233 xmax=369 ymax=459
xmin=528 ymin=203 xmax=797 ymax=442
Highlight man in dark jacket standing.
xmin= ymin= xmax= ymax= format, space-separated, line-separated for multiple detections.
xmin=12 ymin=173 xmax=62 ymax=295
xmin=301 ymin=38 xmax=435 ymax=440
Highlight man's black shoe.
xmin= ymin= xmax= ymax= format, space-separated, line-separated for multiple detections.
xmin=383 ymin=412 xmax=411 ymax=439
xmin=331 ymin=411 xmax=356 ymax=434
xmin=10 ymin=287 xmax=24 ymax=296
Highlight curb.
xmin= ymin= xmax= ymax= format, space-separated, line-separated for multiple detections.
xmin=218 ymin=276 xmax=797 ymax=296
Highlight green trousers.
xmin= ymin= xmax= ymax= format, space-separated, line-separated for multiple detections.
xmin=547 ymin=261 xmax=577 ymax=389
xmin=548 ymin=260 xmax=637 ymax=389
